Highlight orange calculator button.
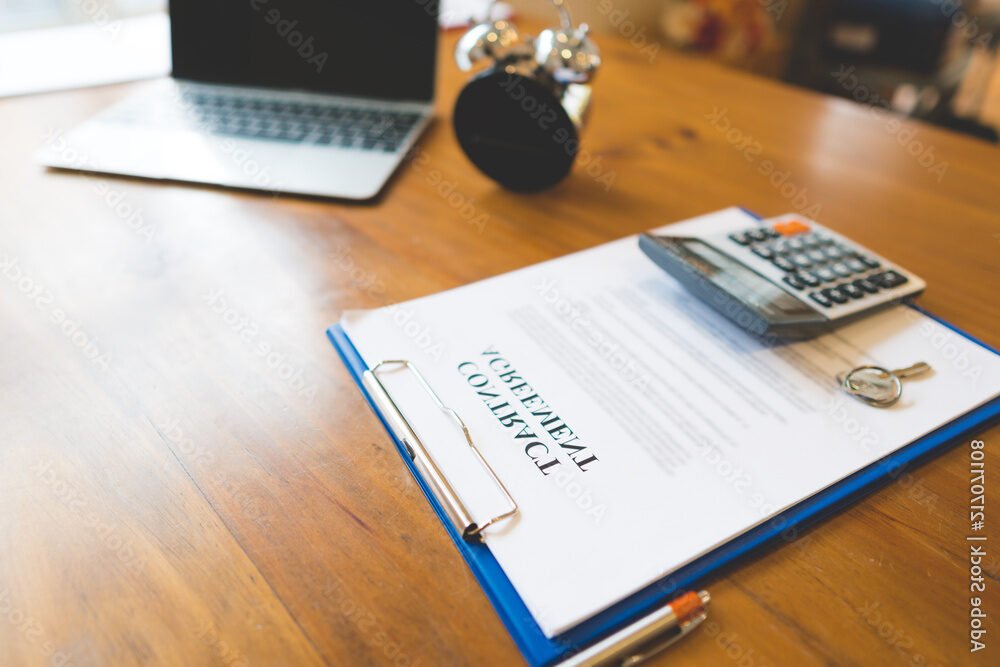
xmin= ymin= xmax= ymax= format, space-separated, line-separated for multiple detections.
xmin=773 ymin=220 xmax=811 ymax=236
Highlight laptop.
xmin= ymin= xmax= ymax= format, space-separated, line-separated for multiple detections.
xmin=38 ymin=1 xmax=439 ymax=200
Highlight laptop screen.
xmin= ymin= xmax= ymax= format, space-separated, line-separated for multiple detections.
xmin=170 ymin=0 xmax=438 ymax=102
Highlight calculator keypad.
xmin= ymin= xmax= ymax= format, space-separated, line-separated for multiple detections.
xmin=727 ymin=221 xmax=912 ymax=310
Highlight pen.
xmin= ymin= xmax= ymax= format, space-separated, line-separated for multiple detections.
xmin=557 ymin=590 xmax=711 ymax=667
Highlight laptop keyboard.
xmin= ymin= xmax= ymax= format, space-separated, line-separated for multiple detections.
xmin=171 ymin=90 xmax=423 ymax=152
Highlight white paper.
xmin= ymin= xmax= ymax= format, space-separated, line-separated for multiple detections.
xmin=439 ymin=1 xmax=513 ymax=29
xmin=0 ymin=13 xmax=170 ymax=99
xmin=342 ymin=208 xmax=1000 ymax=637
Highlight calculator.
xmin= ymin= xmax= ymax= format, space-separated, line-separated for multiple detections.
xmin=639 ymin=213 xmax=926 ymax=340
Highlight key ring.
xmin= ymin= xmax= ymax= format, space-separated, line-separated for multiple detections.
xmin=837 ymin=362 xmax=932 ymax=408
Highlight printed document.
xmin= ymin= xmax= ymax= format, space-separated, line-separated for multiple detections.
xmin=342 ymin=208 xmax=1000 ymax=636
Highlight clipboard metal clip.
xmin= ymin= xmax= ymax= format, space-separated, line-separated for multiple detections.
xmin=362 ymin=359 xmax=519 ymax=541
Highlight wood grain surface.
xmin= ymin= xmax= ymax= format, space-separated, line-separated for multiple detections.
xmin=1 ymin=20 xmax=998 ymax=667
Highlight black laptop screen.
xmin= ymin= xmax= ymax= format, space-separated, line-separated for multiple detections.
xmin=169 ymin=0 xmax=438 ymax=101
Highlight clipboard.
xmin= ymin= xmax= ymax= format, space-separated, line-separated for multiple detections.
xmin=326 ymin=225 xmax=1000 ymax=667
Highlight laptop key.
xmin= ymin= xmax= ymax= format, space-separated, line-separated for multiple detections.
xmin=178 ymin=91 xmax=419 ymax=150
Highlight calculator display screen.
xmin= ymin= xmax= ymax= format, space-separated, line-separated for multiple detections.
xmin=678 ymin=239 xmax=816 ymax=321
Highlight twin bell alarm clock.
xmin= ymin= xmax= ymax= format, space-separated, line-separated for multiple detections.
xmin=452 ymin=0 xmax=601 ymax=191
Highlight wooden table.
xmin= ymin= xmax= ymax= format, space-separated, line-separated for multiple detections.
xmin=2 ymin=22 xmax=998 ymax=667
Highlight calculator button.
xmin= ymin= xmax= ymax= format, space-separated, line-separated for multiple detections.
xmin=872 ymin=270 xmax=909 ymax=289
xmin=812 ymin=267 xmax=837 ymax=282
xmin=830 ymin=263 xmax=854 ymax=278
xmin=791 ymin=254 xmax=814 ymax=269
xmin=787 ymin=237 xmax=806 ymax=251
xmin=752 ymin=245 xmax=775 ymax=260
xmin=809 ymin=291 xmax=833 ymax=308
xmin=840 ymin=283 xmax=865 ymax=299
xmin=812 ymin=233 xmax=834 ymax=246
xmin=822 ymin=246 xmax=843 ymax=261
xmin=853 ymin=278 xmax=880 ymax=294
xmin=798 ymin=272 xmax=821 ymax=287
xmin=844 ymin=258 xmax=866 ymax=273
xmin=821 ymin=287 xmax=849 ymax=304
xmin=728 ymin=232 xmax=752 ymax=246
xmin=806 ymin=250 xmax=827 ymax=263
xmin=803 ymin=234 xmax=826 ymax=251
xmin=783 ymin=274 xmax=806 ymax=290
xmin=748 ymin=228 xmax=770 ymax=243
xmin=772 ymin=256 xmax=796 ymax=272
xmin=773 ymin=220 xmax=811 ymax=236
xmin=858 ymin=255 xmax=882 ymax=269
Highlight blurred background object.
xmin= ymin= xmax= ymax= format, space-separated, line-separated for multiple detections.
xmin=659 ymin=0 xmax=776 ymax=65
xmin=0 ymin=1 xmax=169 ymax=98
xmin=784 ymin=0 xmax=1000 ymax=142
xmin=440 ymin=0 xmax=513 ymax=29
xmin=0 ymin=0 xmax=163 ymax=33
xmin=2 ymin=0 xmax=997 ymax=141
xmin=507 ymin=0 xmax=1000 ymax=142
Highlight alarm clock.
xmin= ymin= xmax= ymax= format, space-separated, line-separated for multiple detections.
xmin=452 ymin=1 xmax=600 ymax=191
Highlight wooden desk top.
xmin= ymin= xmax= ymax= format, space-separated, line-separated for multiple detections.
xmin=2 ymin=22 xmax=998 ymax=667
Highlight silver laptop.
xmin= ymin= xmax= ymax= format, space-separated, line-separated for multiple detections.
xmin=38 ymin=1 xmax=439 ymax=200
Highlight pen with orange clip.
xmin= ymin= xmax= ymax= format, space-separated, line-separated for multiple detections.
xmin=557 ymin=590 xmax=711 ymax=667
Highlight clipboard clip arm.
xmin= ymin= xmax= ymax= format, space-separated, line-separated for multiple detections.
xmin=362 ymin=359 xmax=519 ymax=541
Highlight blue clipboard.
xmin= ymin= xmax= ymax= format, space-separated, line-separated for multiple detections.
xmin=326 ymin=228 xmax=1000 ymax=667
